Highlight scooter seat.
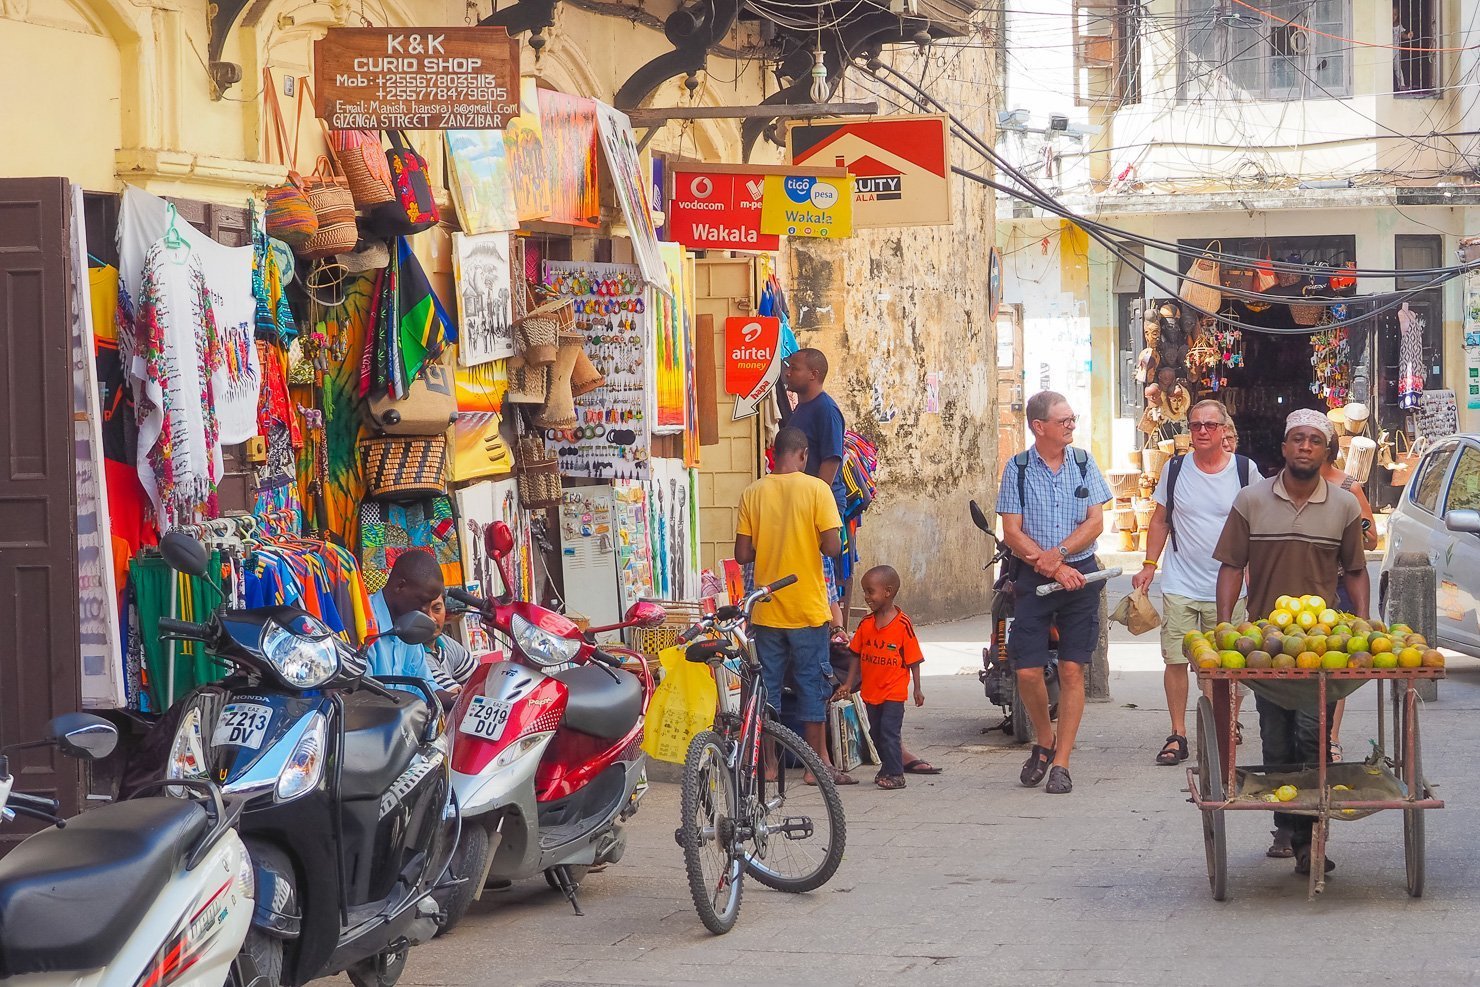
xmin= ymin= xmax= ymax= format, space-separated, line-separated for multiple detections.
xmin=554 ymin=664 xmax=643 ymax=740
xmin=0 ymin=797 xmax=208 ymax=978
xmin=341 ymin=688 xmax=429 ymax=800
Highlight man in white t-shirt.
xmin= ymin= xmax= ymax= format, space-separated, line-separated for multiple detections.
xmin=1131 ymin=400 xmax=1254 ymax=768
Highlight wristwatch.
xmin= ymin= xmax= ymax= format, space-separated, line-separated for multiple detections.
xmin=1056 ymin=545 xmax=1069 ymax=558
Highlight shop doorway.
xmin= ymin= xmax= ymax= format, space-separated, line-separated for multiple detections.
xmin=693 ymin=257 xmax=763 ymax=575
xmin=0 ymin=178 xmax=84 ymax=846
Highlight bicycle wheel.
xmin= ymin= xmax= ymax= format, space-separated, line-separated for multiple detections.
xmin=743 ymin=720 xmax=846 ymax=893
xmin=680 ymin=729 xmax=744 ymax=934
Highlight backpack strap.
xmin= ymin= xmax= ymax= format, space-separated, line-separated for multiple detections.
xmin=1073 ymin=446 xmax=1089 ymax=481
xmin=1165 ymin=454 xmax=1186 ymax=554
xmin=1014 ymin=450 xmax=1031 ymax=510
xmin=1237 ymin=454 xmax=1252 ymax=488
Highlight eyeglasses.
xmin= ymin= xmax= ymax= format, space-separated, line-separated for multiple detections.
xmin=1188 ymin=421 xmax=1227 ymax=432
xmin=1035 ymin=416 xmax=1077 ymax=428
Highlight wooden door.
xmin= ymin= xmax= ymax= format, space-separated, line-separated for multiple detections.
xmin=0 ymin=178 xmax=82 ymax=845
xmin=996 ymin=303 xmax=1026 ymax=473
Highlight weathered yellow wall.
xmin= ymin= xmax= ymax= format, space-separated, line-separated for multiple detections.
xmin=781 ymin=43 xmax=998 ymax=624
xmin=0 ymin=0 xmax=772 ymax=200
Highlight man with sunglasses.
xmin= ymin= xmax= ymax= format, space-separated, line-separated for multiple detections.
xmin=996 ymin=391 xmax=1111 ymax=794
xmin=1133 ymin=400 xmax=1255 ymax=769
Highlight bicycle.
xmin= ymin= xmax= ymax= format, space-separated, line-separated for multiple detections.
xmin=673 ymin=575 xmax=847 ymax=935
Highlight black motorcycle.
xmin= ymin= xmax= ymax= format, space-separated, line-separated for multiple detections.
xmin=970 ymin=501 xmax=1059 ymax=743
xmin=149 ymin=532 xmax=457 ymax=987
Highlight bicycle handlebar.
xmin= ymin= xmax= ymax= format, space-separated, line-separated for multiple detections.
xmin=679 ymin=573 xmax=799 ymax=643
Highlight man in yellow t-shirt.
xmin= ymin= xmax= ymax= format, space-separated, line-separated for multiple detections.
xmin=735 ymin=426 xmax=853 ymax=783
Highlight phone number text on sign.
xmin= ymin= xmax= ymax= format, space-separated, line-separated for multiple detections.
xmin=315 ymin=28 xmax=522 ymax=131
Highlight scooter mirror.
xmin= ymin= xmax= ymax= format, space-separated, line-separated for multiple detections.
xmin=484 ymin=521 xmax=515 ymax=560
xmin=624 ymin=600 xmax=668 ymax=629
xmin=160 ymin=531 xmax=210 ymax=578
xmin=968 ymin=500 xmax=992 ymax=534
xmin=388 ymin=610 xmax=439 ymax=647
xmin=48 ymin=712 xmax=118 ymax=761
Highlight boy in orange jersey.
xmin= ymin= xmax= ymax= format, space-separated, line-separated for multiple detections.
xmin=835 ymin=565 xmax=927 ymax=790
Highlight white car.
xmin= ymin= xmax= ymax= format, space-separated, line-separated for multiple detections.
xmin=1380 ymin=433 xmax=1480 ymax=656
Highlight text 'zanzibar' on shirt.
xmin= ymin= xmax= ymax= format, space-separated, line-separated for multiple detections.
xmin=1212 ymin=473 xmax=1365 ymax=618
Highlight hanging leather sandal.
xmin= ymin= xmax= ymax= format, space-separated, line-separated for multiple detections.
xmin=1156 ymin=734 xmax=1189 ymax=766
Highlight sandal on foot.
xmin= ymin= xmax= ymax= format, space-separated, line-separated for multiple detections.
xmin=1045 ymin=765 xmax=1073 ymax=794
xmin=903 ymin=759 xmax=942 ymax=775
xmin=875 ymin=774 xmax=906 ymax=790
xmin=1294 ymin=847 xmax=1335 ymax=875
xmin=1235 ymin=722 xmax=1244 ymax=746
xmin=1329 ymin=742 xmax=1343 ymax=762
xmin=1155 ymin=734 xmax=1189 ymax=766
xmin=1020 ymin=745 xmax=1054 ymax=787
xmin=1267 ymin=829 xmax=1294 ymax=859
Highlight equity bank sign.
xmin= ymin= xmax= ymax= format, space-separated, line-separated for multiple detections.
xmin=667 ymin=164 xmax=851 ymax=250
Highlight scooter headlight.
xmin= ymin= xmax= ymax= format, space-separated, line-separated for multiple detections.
xmin=275 ymin=711 xmax=326 ymax=802
xmin=260 ymin=619 xmax=339 ymax=689
xmin=166 ymin=706 xmax=210 ymax=794
xmin=511 ymin=614 xmax=581 ymax=667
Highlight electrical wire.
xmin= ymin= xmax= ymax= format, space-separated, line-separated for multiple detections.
xmin=854 ymin=62 xmax=1475 ymax=336
xmin=1228 ymin=0 xmax=1480 ymax=53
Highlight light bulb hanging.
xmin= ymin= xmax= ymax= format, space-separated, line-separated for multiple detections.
xmin=809 ymin=43 xmax=828 ymax=102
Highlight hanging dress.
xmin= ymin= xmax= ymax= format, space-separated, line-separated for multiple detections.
xmin=132 ymin=240 xmax=225 ymax=529
xmin=1397 ymin=302 xmax=1424 ymax=411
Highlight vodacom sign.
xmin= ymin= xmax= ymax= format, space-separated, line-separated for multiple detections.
xmin=724 ymin=316 xmax=782 ymax=420
xmin=669 ymin=166 xmax=780 ymax=252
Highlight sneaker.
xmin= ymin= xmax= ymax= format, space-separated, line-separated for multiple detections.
xmin=1044 ymin=765 xmax=1072 ymax=794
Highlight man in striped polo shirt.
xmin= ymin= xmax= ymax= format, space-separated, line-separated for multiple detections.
xmin=1213 ymin=408 xmax=1368 ymax=875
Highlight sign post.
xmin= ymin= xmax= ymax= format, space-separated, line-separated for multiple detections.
xmin=787 ymin=114 xmax=952 ymax=228
xmin=724 ymin=316 xmax=781 ymax=420
xmin=314 ymin=27 xmax=521 ymax=130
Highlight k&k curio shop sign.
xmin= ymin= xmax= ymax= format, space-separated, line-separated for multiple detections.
xmin=314 ymin=27 xmax=521 ymax=130
xmin=668 ymin=167 xmax=780 ymax=252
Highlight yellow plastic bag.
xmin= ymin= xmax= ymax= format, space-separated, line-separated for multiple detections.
xmin=641 ymin=645 xmax=719 ymax=764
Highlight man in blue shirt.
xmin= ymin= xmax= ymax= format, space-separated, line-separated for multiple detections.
xmin=996 ymin=390 xmax=1111 ymax=795
xmin=783 ymin=348 xmax=850 ymax=634
xmin=367 ymin=551 xmax=444 ymax=691
xmin=782 ymin=348 xmax=848 ymax=516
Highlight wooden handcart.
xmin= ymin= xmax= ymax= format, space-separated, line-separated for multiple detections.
xmin=1190 ymin=666 xmax=1444 ymax=901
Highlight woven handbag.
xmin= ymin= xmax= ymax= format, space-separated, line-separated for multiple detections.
xmin=1253 ymin=244 xmax=1279 ymax=292
xmin=517 ymin=298 xmax=574 ymax=366
xmin=360 ymin=435 xmax=449 ymax=499
xmin=1178 ymin=240 xmax=1222 ymax=314
xmin=1289 ymin=287 xmax=1327 ymax=327
xmin=1276 ymin=253 xmax=1304 ymax=288
xmin=261 ymin=69 xmax=317 ymax=246
xmin=301 ymin=76 xmax=394 ymax=209
xmin=300 ymin=155 xmax=359 ymax=259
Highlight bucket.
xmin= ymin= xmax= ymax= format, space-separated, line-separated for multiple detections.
xmin=1108 ymin=470 xmax=1142 ymax=500
xmin=1143 ymin=446 xmax=1171 ymax=479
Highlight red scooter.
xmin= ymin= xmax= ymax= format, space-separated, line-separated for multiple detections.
xmin=434 ymin=522 xmax=667 ymax=931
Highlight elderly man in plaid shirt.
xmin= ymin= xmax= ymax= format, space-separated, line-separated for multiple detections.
xmin=996 ymin=390 xmax=1112 ymax=795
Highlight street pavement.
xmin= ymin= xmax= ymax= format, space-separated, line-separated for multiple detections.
xmin=338 ymin=571 xmax=1480 ymax=986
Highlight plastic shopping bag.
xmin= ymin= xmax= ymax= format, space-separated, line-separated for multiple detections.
xmin=641 ymin=645 xmax=718 ymax=764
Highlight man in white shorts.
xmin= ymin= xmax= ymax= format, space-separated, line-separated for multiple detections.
xmin=1132 ymin=400 xmax=1254 ymax=767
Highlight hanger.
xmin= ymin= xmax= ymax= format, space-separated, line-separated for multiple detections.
xmin=163 ymin=203 xmax=187 ymax=252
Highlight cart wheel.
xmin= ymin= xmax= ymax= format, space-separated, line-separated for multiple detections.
xmin=1195 ymin=697 xmax=1227 ymax=901
xmin=1402 ymin=688 xmax=1425 ymax=898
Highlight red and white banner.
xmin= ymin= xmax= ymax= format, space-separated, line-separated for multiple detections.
xmin=668 ymin=168 xmax=780 ymax=252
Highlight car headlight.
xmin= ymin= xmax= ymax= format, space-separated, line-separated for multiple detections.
xmin=511 ymin=614 xmax=581 ymax=667
xmin=166 ymin=706 xmax=210 ymax=794
xmin=275 ymin=711 xmax=326 ymax=802
xmin=260 ymin=619 xmax=339 ymax=689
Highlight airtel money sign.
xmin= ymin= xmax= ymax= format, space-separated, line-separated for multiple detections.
xmin=669 ymin=169 xmax=780 ymax=252
xmin=725 ymin=316 xmax=782 ymax=419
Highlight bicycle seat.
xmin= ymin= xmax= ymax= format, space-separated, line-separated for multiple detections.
xmin=686 ymin=640 xmax=741 ymax=665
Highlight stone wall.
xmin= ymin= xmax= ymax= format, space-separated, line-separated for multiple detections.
xmin=785 ymin=44 xmax=998 ymax=625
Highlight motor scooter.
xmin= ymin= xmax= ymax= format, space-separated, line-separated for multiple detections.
xmin=970 ymin=501 xmax=1059 ymax=743
xmin=433 ymin=521 xmax=667 ymax=932
xmin=0 ymin=713 xmax=256 ymax=987
xmin=149 ymin=532 xmax=455 ymax=987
